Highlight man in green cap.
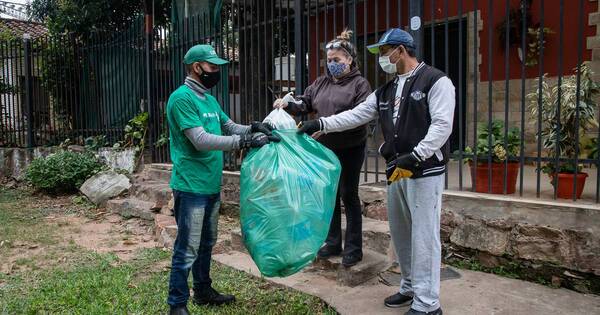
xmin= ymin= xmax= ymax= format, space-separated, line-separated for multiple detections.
xmin=166 ymin=44 xmax=279 ymax=315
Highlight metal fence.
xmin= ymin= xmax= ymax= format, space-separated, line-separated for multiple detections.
xmin=0 ymin=20 xmax=147 ymax=148
xmin=2 ymin=0 xmax=600 ymax=202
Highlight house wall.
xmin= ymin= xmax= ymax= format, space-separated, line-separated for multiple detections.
xmin=308 ymin=0 xmax=597 ymax=82
xmin=307 ymin=0 xmax=600 ymax=157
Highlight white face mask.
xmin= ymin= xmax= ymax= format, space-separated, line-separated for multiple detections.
xmin=378 ymin=47 xmax=400 ymax=74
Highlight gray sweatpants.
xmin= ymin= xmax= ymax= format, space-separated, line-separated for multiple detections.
xmin=387 ymin=174 xmax=444 ymax=313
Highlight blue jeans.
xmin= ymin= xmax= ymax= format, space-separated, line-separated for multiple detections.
xmin=167 ymin=190 xmax=221 ymax=307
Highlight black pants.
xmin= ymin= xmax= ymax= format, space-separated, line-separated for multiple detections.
xmin=325 ymin=143 xmax=366 ymax=256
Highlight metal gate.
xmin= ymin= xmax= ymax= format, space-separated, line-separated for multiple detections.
xmin=2 ymin=0 xmax=600 ymax=202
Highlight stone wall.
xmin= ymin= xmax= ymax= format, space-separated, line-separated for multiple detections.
xmin=442 ymin=195 xmax=600 ymax=276
xmin=97 ymin=148 xmax=138 ymax=173
xmin=0 ymin=146 xmax=139 ymax=179
xmin=359 ymin=184 xmax=600 ymax=277
xmin=0 ymin=147 xmax=58 ymax=179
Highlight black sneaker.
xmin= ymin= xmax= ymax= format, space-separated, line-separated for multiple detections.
xmin=193 ymin=287 xmax=236 ymax=306
xmin=342 ymin=252 xmax=363 ymax=267
xmin=404 ymin=307 xmax=443 ymax=315
xmin=384 ymin=292 xmax=413 ymax=308
xmin=317 ymin=245 xmax=342 ymax=258
xmin=169 ymin=306 xmax=190 ymax=315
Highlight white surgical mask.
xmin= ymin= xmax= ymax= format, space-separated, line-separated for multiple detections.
xmin=378 ymin=47 xmax=400 ymax=74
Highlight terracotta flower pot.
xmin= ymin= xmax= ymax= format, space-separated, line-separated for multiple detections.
xmin=469 ymin=162 xmax=519 ymax=194
xmin=551 ymin=172 xmax=588 ymax=199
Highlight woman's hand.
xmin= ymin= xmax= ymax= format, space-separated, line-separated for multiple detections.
xmin=273 ymin=92 xmax=296 ymax=109
xmin=273 ymin=98 xmax=287 ymax=109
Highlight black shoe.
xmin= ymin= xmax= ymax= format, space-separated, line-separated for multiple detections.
xmin=169 ymin=306 xmax=190 ymax=315
xmin=342 ymin=252 xmax=363 ymax=267
xmin=404 ymin=307 xmax=443 ymax=315
xmin=384 ymin=292 xmax=413 ymax=308
xmin=317 ymin=245 xmax=342 ymax=258
xmin=193 ymin=287 xmax=236 ymax=306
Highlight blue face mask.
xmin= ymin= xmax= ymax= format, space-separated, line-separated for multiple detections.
xmin=327 ymin=61 xmax=347 ymax=78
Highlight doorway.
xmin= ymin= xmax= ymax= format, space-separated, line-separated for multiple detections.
xmin=423 ymin=18 xmax=468 ymax=152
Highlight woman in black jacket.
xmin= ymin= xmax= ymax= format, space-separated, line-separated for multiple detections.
xmin=274 ymin=29 xmax=372 ymax=266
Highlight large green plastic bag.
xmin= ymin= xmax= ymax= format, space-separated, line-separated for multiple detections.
xmin=240 ymin=120 xmax=341 ymax=277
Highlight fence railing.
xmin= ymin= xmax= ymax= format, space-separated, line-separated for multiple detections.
xmin=2 ymin=0 xmax=600 ymax=203
xmin=0 ymin=20 xmax=147 ymax=148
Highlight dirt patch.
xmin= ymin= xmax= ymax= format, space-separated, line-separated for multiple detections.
xmin=1 ymin=214 xmax=161 ymax=275
xmin=1 ymin=186 xmax=242 ymax=274
xmin=213 ymin=215 xmax=240 ymax=254
xmin=59 ymin=214 xmax=158 ymax=261
xmin=0 ymin=242 xmax=45 ymax=274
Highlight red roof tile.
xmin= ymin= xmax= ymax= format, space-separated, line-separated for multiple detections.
xmin=0 ymin=18 xmax=47 ymax=39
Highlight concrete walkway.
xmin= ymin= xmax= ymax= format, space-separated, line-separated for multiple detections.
xmin=214 ymin=251 xmax=600 ymax=315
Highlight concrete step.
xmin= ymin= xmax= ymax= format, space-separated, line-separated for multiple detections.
xmin=106 ymin=198 xmax=155 ymax=221
xmin=130 ymin=163 xmax=173 ymax=183
xmin=130 ymin=181 xmax=172 ymax=204
xmin=338 ymin=215 xmax=391 ymax=256
xmin=148 ymin=163 xmax=173 ymax=171
xmin=155 ymin=213 xmax=177 ymax=248
xmin=144 ymin=167 xmax=172 ymax=183
xmin=230 ymin=228 xmax=246 ymax=253
xmin=312 ymin=249 xmax=391 ymax=287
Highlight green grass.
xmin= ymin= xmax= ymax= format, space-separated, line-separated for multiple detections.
xmin=0 ymin=189 xmax=58 ymax=256
xmin=1 ymin=248 xmax=336 ymax=315
xmin=0 ymin=188 xmax=336 ymax=315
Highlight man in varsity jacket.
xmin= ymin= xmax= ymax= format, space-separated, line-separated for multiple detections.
xmin=298 ymin=28 xmax=455 ymax=315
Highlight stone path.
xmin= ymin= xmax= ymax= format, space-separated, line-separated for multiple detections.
xmin=215 ymin=251 xmax=600 ymax=315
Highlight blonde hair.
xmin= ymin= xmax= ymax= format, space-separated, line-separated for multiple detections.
xmin=336 ymin=28 xmax=353 ymax=41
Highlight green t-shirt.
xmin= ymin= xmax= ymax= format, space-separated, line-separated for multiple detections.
xmin=166 ymin=85 xmax=230 ymax=194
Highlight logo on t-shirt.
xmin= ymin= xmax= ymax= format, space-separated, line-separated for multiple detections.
xmin=203 ymin=112 xmax=220 ymax=121
xmin=410 ymin=90 xmax=426 ymax=101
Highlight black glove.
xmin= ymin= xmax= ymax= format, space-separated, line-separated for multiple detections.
xmin=239 ymin=133 xmax=281 ymax=149
xmin=297 ymin=119 xmax=322 ymax=135
xmin=250 ymin=121 xmax=275 ymax=136
xmin=386 ymin=153 xmax=420 ymax=184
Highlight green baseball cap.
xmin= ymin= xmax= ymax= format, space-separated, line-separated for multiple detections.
xmin=183 ymin=44 xmax=229 ymax=65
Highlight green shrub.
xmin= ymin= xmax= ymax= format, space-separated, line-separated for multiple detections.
xmin=25 ymin=151 xmax=107 ymax=194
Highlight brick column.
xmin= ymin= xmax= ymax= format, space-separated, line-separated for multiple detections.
xmin=587 ymin=0 xmax=600 ymax=80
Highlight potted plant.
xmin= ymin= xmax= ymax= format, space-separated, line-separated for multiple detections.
xmin=527 ymin=62 xmax=600 ymax=199
xmin=463 ymin=120 xmax=521 ymax=194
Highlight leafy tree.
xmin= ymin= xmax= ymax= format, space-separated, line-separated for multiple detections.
xmin=29 ymin=0 xmax=171 ymax=38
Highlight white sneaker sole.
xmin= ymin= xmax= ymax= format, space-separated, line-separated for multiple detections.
xmin=384 ymin=299 xmax=412 ymax=308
